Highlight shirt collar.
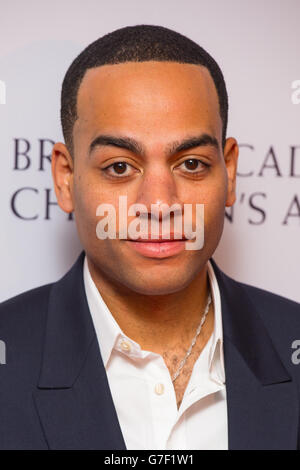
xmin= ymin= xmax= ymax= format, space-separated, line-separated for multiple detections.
xmin=83 ymin=255 xmax=225 ymax=383
xmin=207 ymin=259 xmax=226 ymax=385
xmin=83 ymin=255 xmax=123 ymax=368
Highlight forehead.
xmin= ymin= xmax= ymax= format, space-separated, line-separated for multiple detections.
xmin=75 ymin=61 xmax=221 ymax=140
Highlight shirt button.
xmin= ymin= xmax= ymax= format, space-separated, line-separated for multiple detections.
xmin=154 ymin=383 xmax=165 ymax=395
xmin=120 ymin=340 xmax=132 ymax=352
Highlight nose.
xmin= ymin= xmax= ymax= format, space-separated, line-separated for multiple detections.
xmin=131 ymin=166 xmax=185 ymax=240
xmin=135 ymin=164 xmax=182 ymax=218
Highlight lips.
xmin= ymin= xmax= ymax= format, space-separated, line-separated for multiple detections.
xmin=125 ymin=235 xmax=188 ymax=258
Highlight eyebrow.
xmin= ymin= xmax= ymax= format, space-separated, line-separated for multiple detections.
xmin=88 ymin=133 xmax=219 ymax=158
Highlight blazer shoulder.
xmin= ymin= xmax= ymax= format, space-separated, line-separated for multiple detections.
xmin=212 ymin=258 xmax=300 ymax=315
xmin=211 ymin=258 xmax=300 ymax=329
xmin=0 ymin=283 xmax=53 ymax=327
xmin=225 ymin=273 xmax=300 ymax=341
xmin=237 ymin=278 xmax=300 ymax=316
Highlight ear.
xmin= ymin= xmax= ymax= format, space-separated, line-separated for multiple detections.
xmin=51 ymin=142 xmax=74 ymax=213
xmin=223 ymin=137 xmax=239 ymax=207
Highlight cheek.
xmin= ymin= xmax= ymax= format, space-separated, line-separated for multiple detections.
xmin=74 ymin=185 xmax=95 ymax=221
xmin=205 ymin=189 xmax=227 ymax=225
xmin=73 ymin=179 xmax=103 ymax=245
xmin=74 ymin=177 xmax=125 ymax=245
xmin=194 ymin=174 xmax=227 ymax=232
xmin=204 ymin=168 xmax=228 ymax=207
xmin=74 ymin=170 xmax=103 ymax=215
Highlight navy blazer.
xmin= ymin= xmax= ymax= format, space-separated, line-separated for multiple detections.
xmin=0 ymin=251 xmax=300 ymax=449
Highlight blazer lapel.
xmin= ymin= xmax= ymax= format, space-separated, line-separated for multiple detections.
xmin=33 ymin=251 xmax=126 ymax=450
xmin=211 ymin=258 xmax=299 ymax=450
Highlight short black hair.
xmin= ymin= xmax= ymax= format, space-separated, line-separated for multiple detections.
xmin=61 ymin=24 xmax=228 ymax=156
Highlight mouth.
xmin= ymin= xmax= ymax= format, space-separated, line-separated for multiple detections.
xmin=125 ymin=234 xmax=188 ymax=258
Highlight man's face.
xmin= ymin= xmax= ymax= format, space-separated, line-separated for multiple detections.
xmin=53 ymin=61 xmax=238 ymax=295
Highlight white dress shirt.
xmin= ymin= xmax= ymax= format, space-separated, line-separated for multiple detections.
xmin=83 ymin=256 xmax=228 ymax=450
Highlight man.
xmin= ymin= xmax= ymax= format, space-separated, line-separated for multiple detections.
xmin=1 ymin=24 xmax=300 ymax=450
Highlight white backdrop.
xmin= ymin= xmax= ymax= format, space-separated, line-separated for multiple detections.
xmin=0 ymin=0 xmax=299 ymax=302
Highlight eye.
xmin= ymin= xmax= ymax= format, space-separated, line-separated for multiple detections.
xmin=101 ymin=161 xmax=136 ymax=178
xmin=177 ymin=158 xmax=209 ymax=174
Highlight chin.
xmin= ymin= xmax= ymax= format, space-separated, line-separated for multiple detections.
xmin=125 ymin=282 xmax=188 ymax=296
xmin=121 ymin=270 xmax=197 ymax=296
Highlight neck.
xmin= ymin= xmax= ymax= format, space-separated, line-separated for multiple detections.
xmin=87 ymin=257 xmax=213 ymax=355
